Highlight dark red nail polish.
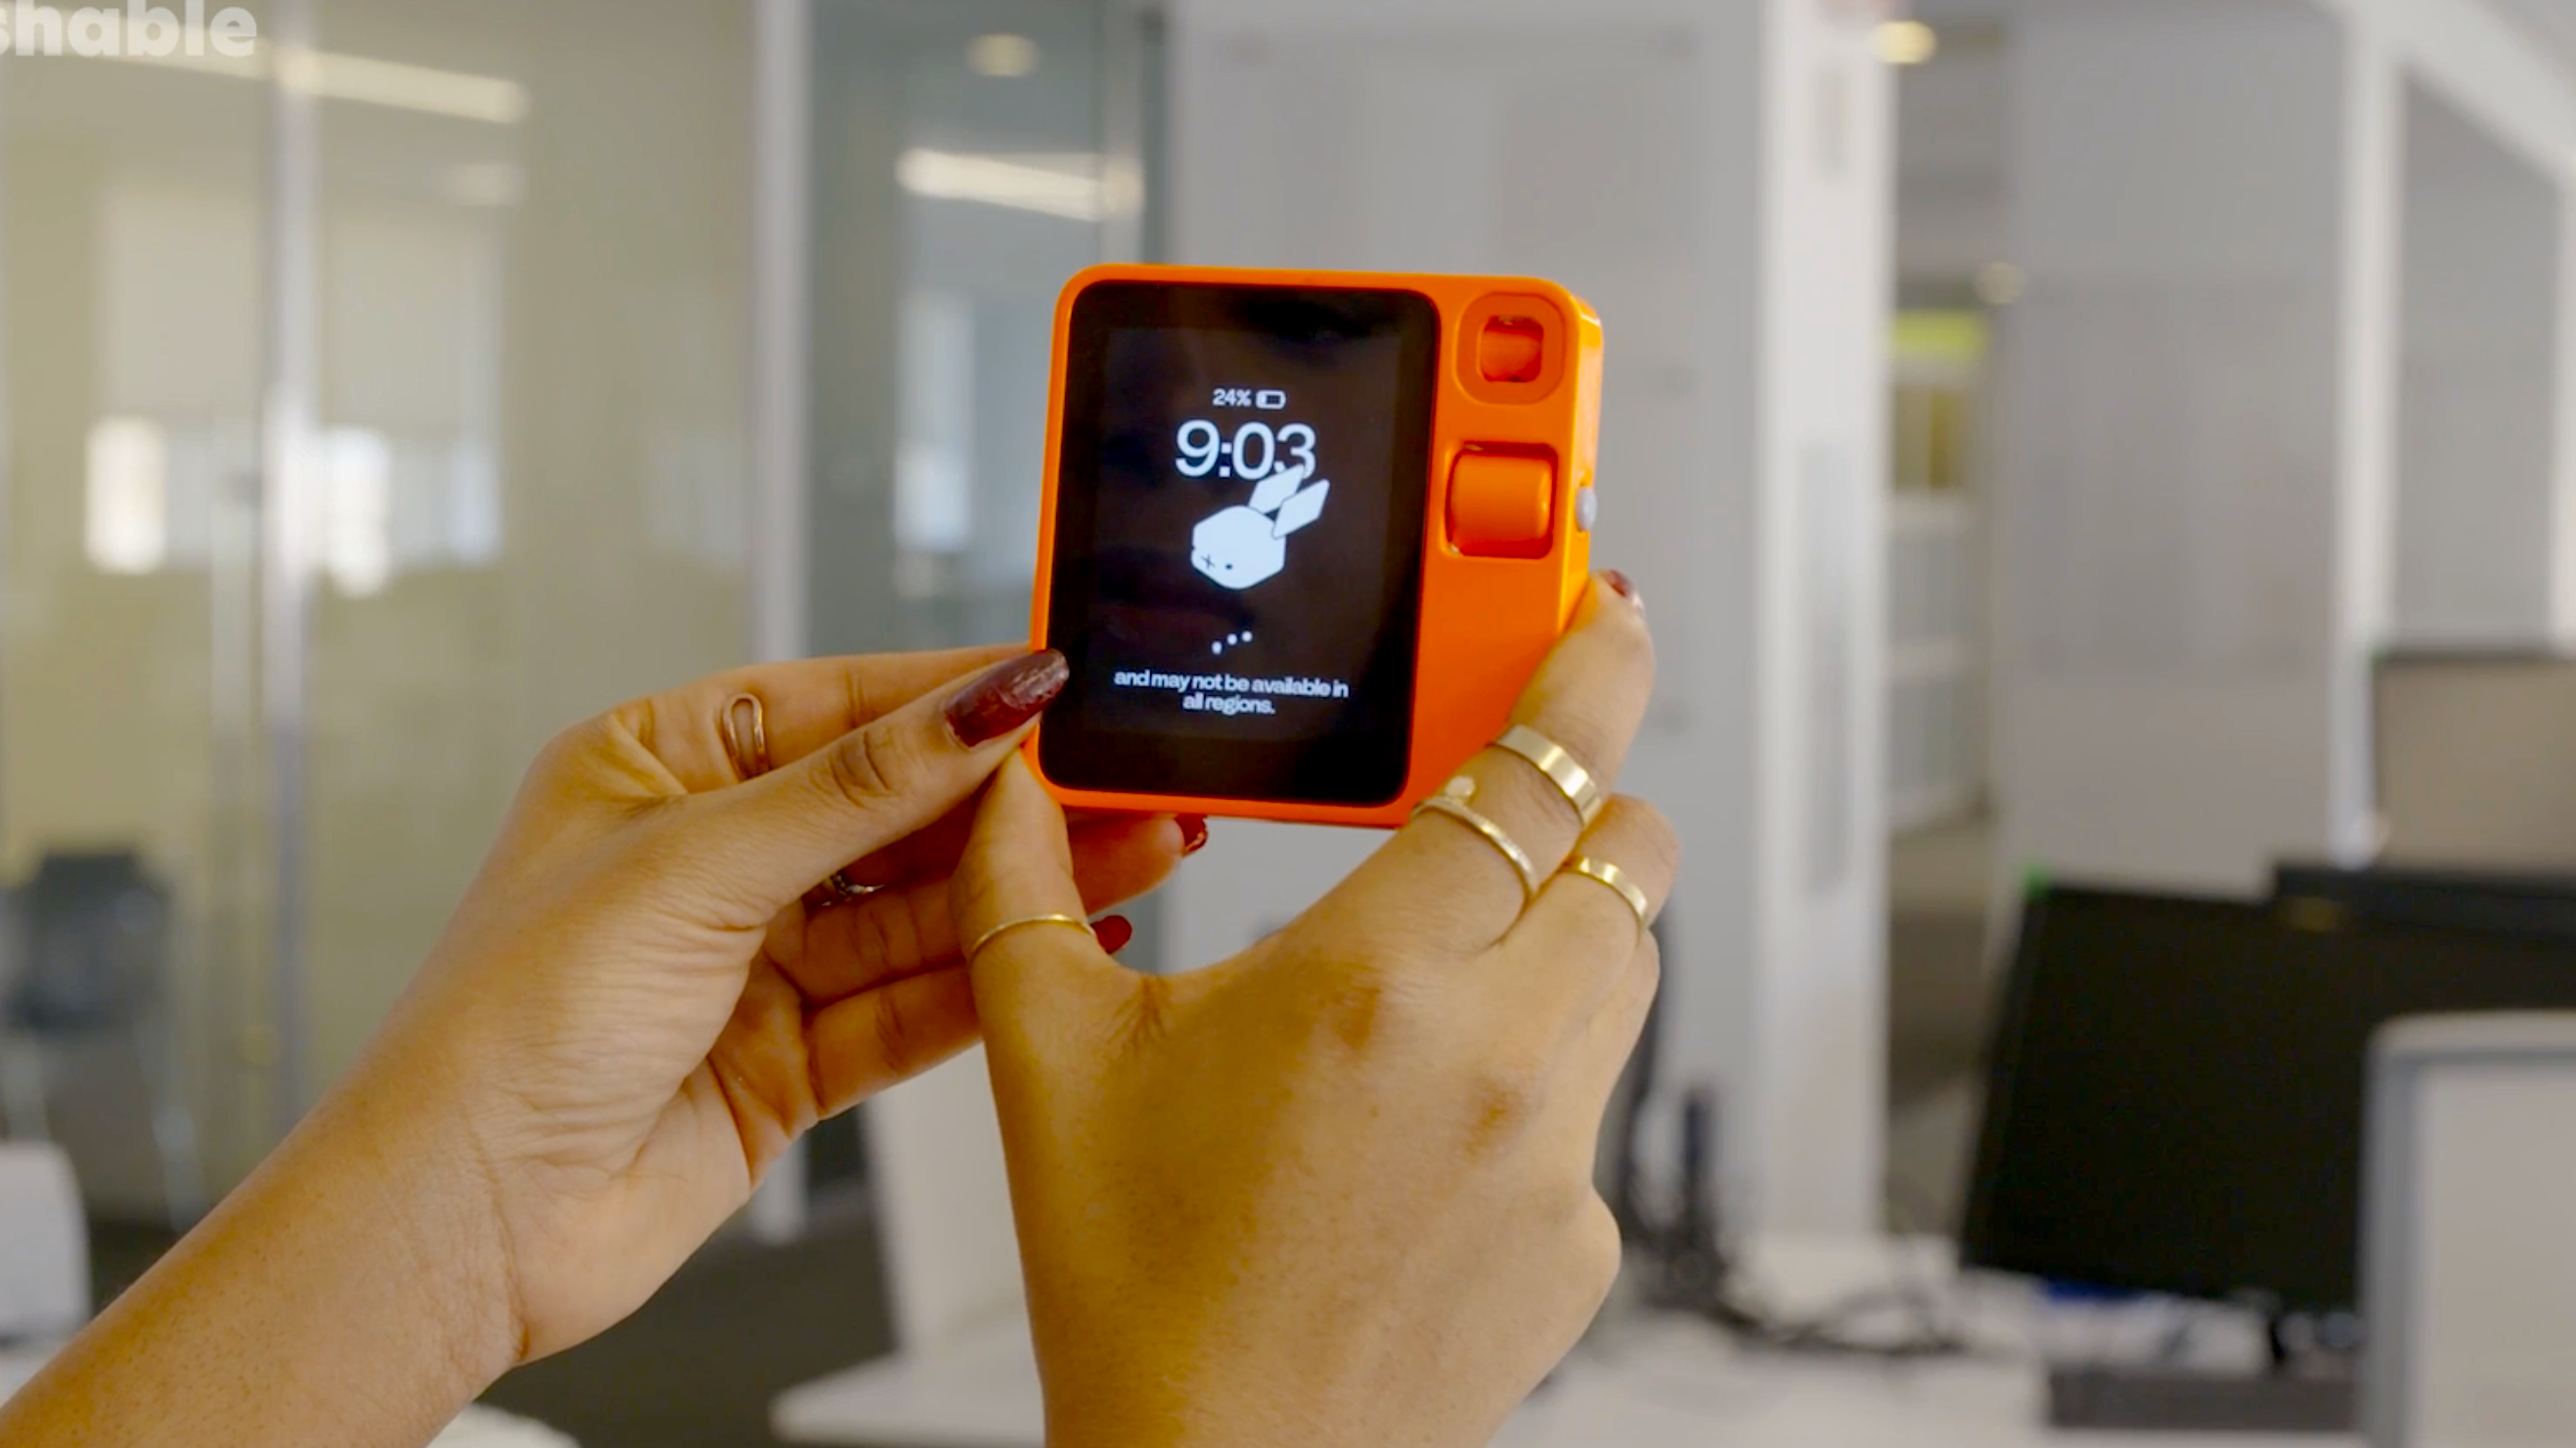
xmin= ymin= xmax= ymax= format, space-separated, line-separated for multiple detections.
xmin=946 ymin=650 xmax=1068 ymax=747
xmin=1091 ymin=915 xmax=1134 ymax=954
xmin=1177 ymin=815 xmax=1211 ymax=856
xmin=1603 ymin=570 xmax=1642 ymax=612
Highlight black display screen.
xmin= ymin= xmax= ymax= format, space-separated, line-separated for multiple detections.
xmin=1039 ymin=283 xmax=1440 ymax=805
xmin=1963 ymin=886 xmax=2576 ymax=1313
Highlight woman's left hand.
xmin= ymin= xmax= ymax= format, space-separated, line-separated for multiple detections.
xmin=339 ymin=643 xmax=1180 ymax=1367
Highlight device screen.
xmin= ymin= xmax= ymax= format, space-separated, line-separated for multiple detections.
xmin=1040 ymin=283 xmax=1440 ymax=804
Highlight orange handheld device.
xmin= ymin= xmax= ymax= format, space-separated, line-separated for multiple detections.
xmin=1026 ymin=264 xmax=1603 ymax=827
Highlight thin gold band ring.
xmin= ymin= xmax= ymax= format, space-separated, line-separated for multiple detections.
xmin=967 ymin=912 xmax=1095 ymax=961
xmin=1563 ymin=856 xmax=1651 ymax=934
xmin=1411 ymin=781 xmax=1542 ymax=901
xmin=1493 ymin=724 xmax=1606 ymax=827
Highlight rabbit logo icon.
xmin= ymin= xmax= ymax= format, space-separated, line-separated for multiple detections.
xmin=1190 ymin=461 xmax=1331 ymax=591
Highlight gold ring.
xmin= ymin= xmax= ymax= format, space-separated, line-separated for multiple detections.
xmin=1411 ymin=776 xmax=1542 ymax=900
xmin=967 ymin=912 xmax=1094 ymax=961
xmin=1493 ymin=724 xmax=1606 ymax=827
xmin=721 ymin=693 xmax=772 ymax=780
xmin=1562 ymin=856 xmax=1651 ymax=934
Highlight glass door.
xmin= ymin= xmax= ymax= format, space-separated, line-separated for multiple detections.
xmin=295 ymin=0 xmax=758 ymax=1101
xmin=0 ymin=7 xmax=277 ymax=1214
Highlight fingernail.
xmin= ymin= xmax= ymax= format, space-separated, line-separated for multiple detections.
xmin=1603 ymin=570 xmax=1643 ymax=613
xmin=946 ymin=650 xmax=1069 ymax=747
xmin=1177 ymin=815 xmax=1211 ymax=856
xmin=1091 ymin=915 xmax=1134 ymax=954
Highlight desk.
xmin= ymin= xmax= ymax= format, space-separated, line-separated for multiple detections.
xmin=774 ymin=1236 xmax=2358 ymax=1447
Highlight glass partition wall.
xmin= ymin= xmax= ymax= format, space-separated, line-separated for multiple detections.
xmin=299 ymin=0 xmax=759 ymax=1106
xmin=0 ymin=0 xmax=1156 ymax=1224
xmin=804 ymin=0 xmax=1159 ymax=1221
xmin=1 ymin=8 xmax=277 ymax=1215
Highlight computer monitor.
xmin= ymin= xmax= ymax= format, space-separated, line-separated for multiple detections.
xmin=2273 ymin=861 xmax=2576 ymax=942
xmin=1961 ymin=885 xmax=2576 ymax=1314
xmin=2376 ymin=651 xmax=2576 ymax=871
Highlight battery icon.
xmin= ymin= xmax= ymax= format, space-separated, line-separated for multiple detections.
xmin=1255 ymin=389 xmax=1287 ymax=410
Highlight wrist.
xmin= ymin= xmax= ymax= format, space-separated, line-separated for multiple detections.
xmin=0 ymin=1041 xmax=526 ymax=1447
xmin=289 ymin=1046 xmax=527 ymax=1394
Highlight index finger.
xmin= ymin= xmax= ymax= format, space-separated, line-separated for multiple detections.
xmin=1315 ymin=574 xmax=1655 ymax=958
xmin=619 ymin=644 xmax=1023 ymax=793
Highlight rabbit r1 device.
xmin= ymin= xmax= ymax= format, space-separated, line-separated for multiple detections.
xmin=1027 ymin=265 xmax=1604 ymax=827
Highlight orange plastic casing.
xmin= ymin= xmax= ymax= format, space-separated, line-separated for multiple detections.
xmin=1026 ymin=264 xmax=1604 ymax=828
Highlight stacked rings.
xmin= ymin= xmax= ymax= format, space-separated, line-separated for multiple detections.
xmin=1406 ymin=724 xmax=1652 ymax=934
xmin=1411 ymin=776 xmax=1542 ymax=900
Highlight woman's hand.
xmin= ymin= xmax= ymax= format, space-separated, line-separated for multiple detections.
xmin=369 ymin=644 xmax=1193 ymax=1365
xmin=956 ymin=578 xmax=1670 ymax=1448
xmin=7 ymin=643 xmax=1189 ymax=1448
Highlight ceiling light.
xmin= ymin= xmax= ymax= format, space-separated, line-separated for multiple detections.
xmin=1875 ymin=20 xmax=1938 ymax=66
xmin=86 ymin=417 xmax=170 ymax=577
xmin=898 ymin=149 xmax=1138 ymax=223
xmin=75 ymin=33 xmax=527 ymax=125
xmin=277 ymin=49 xmax=530 ymax=125
xmin=966 ymin=32 xmax=1040 ymax=78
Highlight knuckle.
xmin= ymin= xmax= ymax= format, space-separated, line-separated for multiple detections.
xmin=822 ymin=723 xmax=915 ymax=810
xmin=1618 ymin=798 xmax=1682 ymax=877
xmin=1574 ymin=1195 xmax=1625 ymax=1304
xmin=1291 ymin=958 xmax=1433 ymax=1056
xmin=533 ymin=714 xmax=615 ymax=781
xmin=1459 ymin=1049 xmax=1554 ymax=1158
xmin=953 ymin=868 xmax=1011 ymax=946
xmin=1542 ymin=695 xmax=1628 ymax=779
xmin=1319 ymin=978 xmax=1391 ymax=1054
xmin=870 ymin=987 xmax=924 ymax=1077
xmin=851 ymin=891 xmax=916 ymax=976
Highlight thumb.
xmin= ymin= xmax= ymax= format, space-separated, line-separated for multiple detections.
xmin=663 ymin=650 xmax=1067 ymax=925
xmin=953 ymin=757 xmax=1133 ymax=1053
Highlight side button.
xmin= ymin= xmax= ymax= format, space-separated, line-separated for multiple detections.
xmin=1448 ymin=453 xmax=1555 ymax=558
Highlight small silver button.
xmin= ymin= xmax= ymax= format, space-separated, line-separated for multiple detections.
xmin=1575 ymin=485 xmax=1599 ymax=532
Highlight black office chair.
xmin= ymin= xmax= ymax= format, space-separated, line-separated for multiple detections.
xmin=0 ymin=852 xmax=203 ymax=1225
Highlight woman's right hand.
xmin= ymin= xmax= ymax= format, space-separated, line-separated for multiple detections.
xmin=955 ymin=577 xmax=1672 ymax=1448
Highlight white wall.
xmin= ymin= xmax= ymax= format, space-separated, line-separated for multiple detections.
xmin=2393 ymin=81 xmax=2562 ymax=646
xmin=1992 ymin=0 xmax=2391 ymax=894
xmin=1987 ymin=0 xmax=2576 ymax=895
xmin=1163 ymin=0 xmax=1890 ymax=1232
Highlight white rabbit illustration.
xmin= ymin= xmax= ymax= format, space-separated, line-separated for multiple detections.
xmin=1191 ymin=461 xmax=1331 ymax=591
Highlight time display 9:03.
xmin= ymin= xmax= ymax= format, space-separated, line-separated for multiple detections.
xmin=1176 ymin=419 xmax=1317 ymax=481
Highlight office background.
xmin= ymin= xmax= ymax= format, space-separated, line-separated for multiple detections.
xmin=14 ymin=0 xmax=2576 ymax=1444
